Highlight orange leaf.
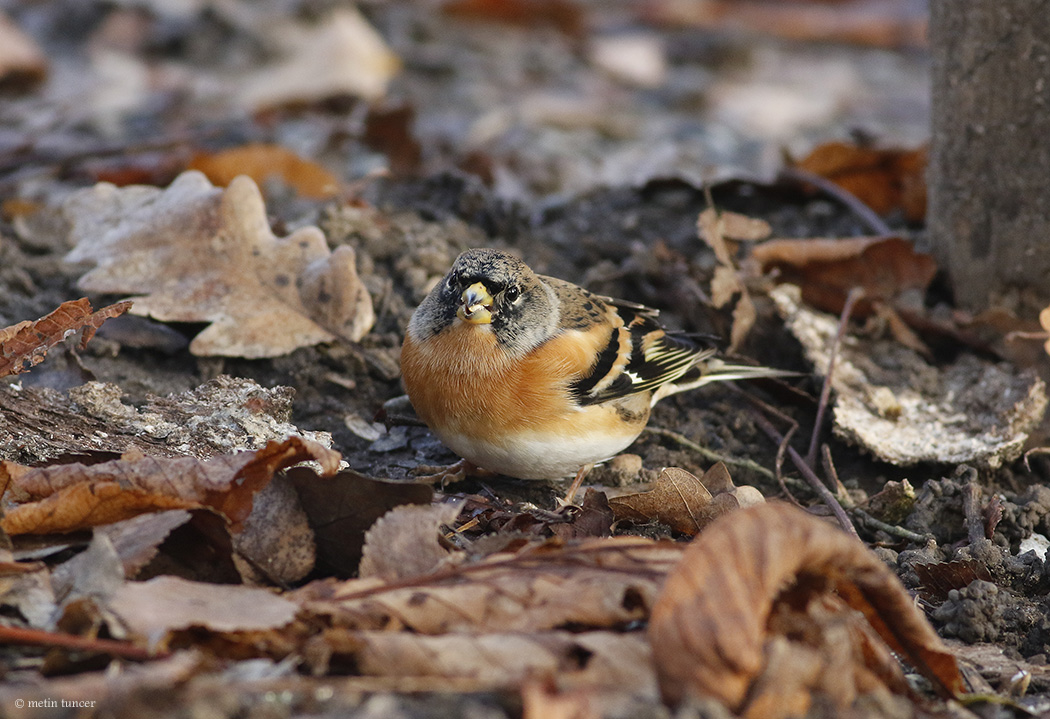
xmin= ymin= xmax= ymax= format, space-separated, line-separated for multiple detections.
xmin=190 ymin=143 xmax=340 ymax=199
xmin=648 ymin=502 xmax=964 ymax=714
xmin=793 ymin=141 xmax=927 ymax=222
xmin=0 ymin=298 xmax=133 ymax=378
xmin=1 ymin=436 xmax=341 ymax=534
xmin=752 ymin=236 xmax=935 ymax=315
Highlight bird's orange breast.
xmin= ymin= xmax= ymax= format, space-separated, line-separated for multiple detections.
xmin=401 ymin=321 xmax=614 ymax=439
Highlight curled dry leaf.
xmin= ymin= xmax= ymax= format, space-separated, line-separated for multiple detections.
xmin=609 ymin=464 xmax=763 ymax=536
xmin=189 ymin=144 xmax=340 ymax=200
xmin=752 ymin=235 xmax=935 ymax=315
xmin=292 ymin=537 xmax=683 ymax=635
xmin=0 ymin=436 xmax=341 ymax=535
xmin=648 ymin=502 xmax=965 ymax=716
xmin=64 ymin=171 xmax=374 ymax=358
xmin=108 ymin=575 xmax=298 ymax=639
xmin=0 ymin=298 xmax=132 ymax=379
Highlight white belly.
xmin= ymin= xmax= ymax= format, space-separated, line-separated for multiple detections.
xmin=437 ymin=428 xmax=638 ymax=480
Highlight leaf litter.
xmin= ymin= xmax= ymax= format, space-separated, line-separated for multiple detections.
xmin=1 ymin=1 xmax=1049 ymax=717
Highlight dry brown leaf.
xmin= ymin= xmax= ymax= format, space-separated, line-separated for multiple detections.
xmin=648 ymin=502 xmax=965 ymax=715
xmin=238 ymin=8 xmax=399 ymax=111
xmin=609 ymin=465 xmax=762 ymax=536
xmin=64 ymin=171 xmax=374 ymax=357
xmin=752 ymin=236 xmax=936 ymax=315
xmin=793 ymin=141 xmax=927 ymax=222
xmin=0 ymin=298 xmax=132 ymax=378
xmin=0 ymin=436 xmax=340 ymax=535
xmin=772 ymin=284 xmax=1047 ymax=467
xmin=354 ymin=630 xmax=655 ymax=696
xmin=643 ymin=0 xmax=927 ymax=49
xmin=108 ymin=575 xmax=298 ymax=639
xmin=189 ymin=144 xmax=340 ymax=199
xmin=358 ymin=502 xmax=462 ymax=582
xmin=442 ymin=0 xmax=586 ymax=38
xmin=698 ymin=208 xmax=767 ymax=351
xmin=293 ymin=537 xmax=683 ymax=634
xmin=0 ymin=11 xmax=47 ymax=91
xmin=1040 ymin=306 xmax=1050 ymax=355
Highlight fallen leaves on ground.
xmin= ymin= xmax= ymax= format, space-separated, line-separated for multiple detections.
xmin=292 ymin=536 xmax=682 ymax=635
xmin=772 ymin=284 xmax=1048 ymax=467
xmin=0 ymin=298 xmax=132 ymax=378
xmin=0 ymin=11 xmax=47 ymax=92
xmin=648 ymin=502 xmax=965 ymax=717
xmin=1 ymin=436 xmax=341 ymax=535
xmin=644 ymin=0 xmax=927 ymax=49
xmin=609 ymin=464 xmax=764 ymax=536
xmin=64 ymin=171 xmax=374 ymax=358
xmin=752 ymin=235 xmax=935 ymax=316
xmin=792 ymin=140 xmax=927 ymax=222
xmin=109 ymin=575 xmax=298 ymax=639
xmin=189 ymin=144 xmax=341 ymax=200
xmin=237 ymin=7 xmax=400 ymax=111
xmin=698 ymin=207 xmax=771 ymax=351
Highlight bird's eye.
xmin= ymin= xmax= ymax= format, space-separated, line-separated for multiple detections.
xmin=505 ymin=285 xmax=521 ymax=303
xmin=446 ymin=271 xmax=459 ymax=291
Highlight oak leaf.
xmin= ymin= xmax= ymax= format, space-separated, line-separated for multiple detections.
xmin=0 ymin=298 xmax=132 ymax=378
xmin=0 ymin=436 xmax=341 ymax=535
xmin=64 ymin=171 xmax=374 ymax=358
xmin=648 ymin=502 xmax=965 ymax=716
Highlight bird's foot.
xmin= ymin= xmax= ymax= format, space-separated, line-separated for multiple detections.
xmin=558 ymin=463 xmax=595 ymax=507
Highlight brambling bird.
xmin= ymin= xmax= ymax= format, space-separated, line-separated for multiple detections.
xmin=401 ymin=248 xmax=792 ymax=500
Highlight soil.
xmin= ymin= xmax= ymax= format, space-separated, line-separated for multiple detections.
xmin=1 ymin=1 xmax=1049 ymax=717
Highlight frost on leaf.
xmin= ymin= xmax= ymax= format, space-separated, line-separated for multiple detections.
xmin=64 ymin=171 xmax=374 ymax=358
xmin=648 ymin=502 xmax=965 ymax=717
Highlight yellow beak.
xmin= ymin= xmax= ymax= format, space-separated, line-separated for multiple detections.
xmin=457 ymin=282 xmax=494 ymax=324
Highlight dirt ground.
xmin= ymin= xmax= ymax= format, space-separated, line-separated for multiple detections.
xmin=2 ymin=1 xmax=1049 ymax=718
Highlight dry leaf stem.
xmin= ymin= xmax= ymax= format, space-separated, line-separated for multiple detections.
xmin=642 ymin=426 xmax=778 ymax=484
xmin=748 ymin=408 xmax=859 ymax=538
xmin=820 ymin=444 xmax=930 ymax=543
xmin=804 ymin=287 xmax=863 ymax=470
xmin=0 ymin=625 xmax=169 ymax=661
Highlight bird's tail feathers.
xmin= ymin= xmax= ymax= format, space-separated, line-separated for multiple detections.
xmin=651 ymin=359 xmax=800 ymax=405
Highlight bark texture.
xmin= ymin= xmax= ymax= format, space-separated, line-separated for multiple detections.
xmin=929 ymin=1 xmax=1050 ymax=313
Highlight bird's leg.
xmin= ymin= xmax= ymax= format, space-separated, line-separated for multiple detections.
xmin=560 ymin=463 xmax=594 ymax=506
xmin=411 ymin=459 xmax=492 ymax=488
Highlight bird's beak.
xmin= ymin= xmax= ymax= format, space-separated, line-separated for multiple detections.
xmin=458 ymin=282 xmax=494 ymax=324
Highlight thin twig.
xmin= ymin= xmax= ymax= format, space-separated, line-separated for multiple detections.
xmin=642 ymin=426 xmax=776 ymax=482
xmin=779 ymin=166 xmax=893 ymax=236
xmin=805 ymin=287 xmax=864 ymax=472
xmin=748 ymin=408 xmax=860 ymax=539
xmin=0 ymin=625 xmax=167 ymax=661
xmin=774 ymin=423 xmax=803 ymax=507
xmin=822 ymin=444 xmax=933 ymax=544
xmin=850 ymin=507 xmax=931 ymax=544
xmin=819 ymin=443 xmax=851 ymax=498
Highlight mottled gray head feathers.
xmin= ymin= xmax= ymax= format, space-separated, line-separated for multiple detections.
xmin=408 ymin=249 xmax=560 ymax=356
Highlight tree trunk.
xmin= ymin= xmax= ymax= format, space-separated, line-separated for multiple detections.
xmin=928 ymin=1 xmax=1050 ymax=315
